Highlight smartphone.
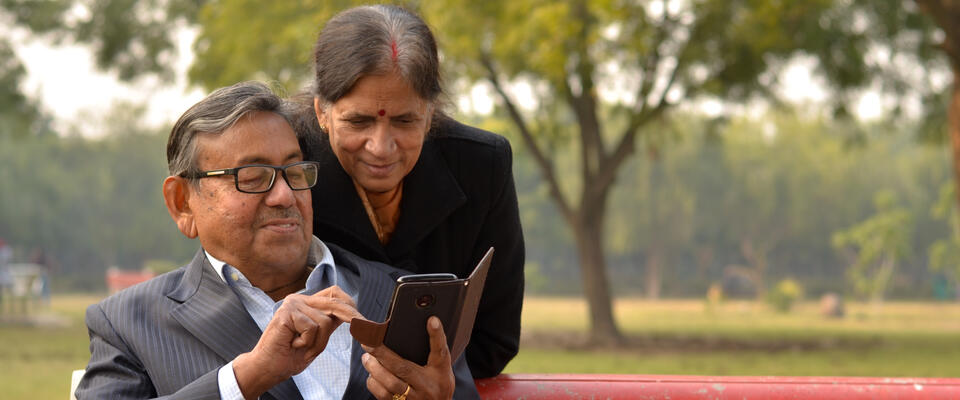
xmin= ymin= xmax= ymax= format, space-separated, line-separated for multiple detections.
xmin=397 ymin=273 xmax=457 ymax=283
xmin=382 ymin=272 xmax=464 ymax=365
xmin=349 ymin=248 xmax=493 ymax=366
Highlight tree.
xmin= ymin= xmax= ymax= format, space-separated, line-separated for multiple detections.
xmin=832 ymin=191 xmax=914 ymax=305
xmin=0 ymin=39 xmax=49 ymax=138
xmin=928 ymin=183 xmax=960 ymax=289
xmin=914 ymin=1 xmax=960 ymax=214
xmin=3 ymin=0 xmax=951 ymax=342
xmin=419 ymin=0 xmax=920 ymax=343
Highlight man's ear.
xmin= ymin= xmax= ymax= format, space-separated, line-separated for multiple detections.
xmin=313 ymin=97 xmax=328 ymax=133
xmin=162 ymin=176 xmax=198 ymax=239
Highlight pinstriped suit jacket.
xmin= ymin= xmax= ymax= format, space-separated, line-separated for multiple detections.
xmin=75 ymin=242 xmax=479 ymax=399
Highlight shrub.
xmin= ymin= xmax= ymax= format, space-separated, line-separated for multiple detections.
xmin=767 ymin=278 xmax=804 ymax=313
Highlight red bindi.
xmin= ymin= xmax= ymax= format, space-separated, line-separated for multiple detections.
xmin=378 ymin=109 xmax=386 ymax=116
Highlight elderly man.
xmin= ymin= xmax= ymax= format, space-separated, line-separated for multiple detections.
xmin=75 ymin=81 xmax=477 ymax=400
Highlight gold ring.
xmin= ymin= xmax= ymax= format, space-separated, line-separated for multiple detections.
xmin=392 ymin=384 xmax=411 ymax=400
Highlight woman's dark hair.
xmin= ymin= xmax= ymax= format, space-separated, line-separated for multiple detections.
xmin=312 ymin=5 xmax=444 ymax=109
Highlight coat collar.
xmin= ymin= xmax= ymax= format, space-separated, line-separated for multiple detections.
xmin=165 ymin=245 xmax=400 ymax=400
xmin=312 ymin=137 xmax=467 ymax=261
xmin=166 ymin=250 xmax=302 ymax=400
xmin=325 ymin=243 xmax=400 ymax=399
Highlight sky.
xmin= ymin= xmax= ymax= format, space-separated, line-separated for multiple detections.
xmin=10 ymin=25 xmax=904 ymax=139
xmin=11 ymin=27 xmax=205 ymax=138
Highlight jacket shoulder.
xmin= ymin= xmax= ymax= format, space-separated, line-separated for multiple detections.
xmin=326 ymin=242 xmax=404 ymax=278
xmin=428 ymin=119 xmax=514 ymax=182
xmin=93 ymin=267 xmax=188 ymax=317
xmin=431 ymin=118 xmax=510 ymax=151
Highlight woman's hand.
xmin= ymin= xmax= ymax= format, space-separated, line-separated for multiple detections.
xmin=361 ymin=316 xmax=456 ymax=400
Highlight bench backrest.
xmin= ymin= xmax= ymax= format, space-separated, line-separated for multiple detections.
xmin=474 ymin=374 xmax=960 ymax=399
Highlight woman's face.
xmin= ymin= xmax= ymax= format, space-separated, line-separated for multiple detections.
xmin=316 ymin=71 xmax=432 ymax=193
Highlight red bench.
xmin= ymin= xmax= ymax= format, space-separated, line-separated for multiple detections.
xmin=105 ymin=268 xmax=155 ymax=294
xmin=475 ymin=374 xmax=960 ymax=399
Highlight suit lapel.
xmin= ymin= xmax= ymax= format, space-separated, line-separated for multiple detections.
xmin=330 ymin=244 xmax=400 ymax=400
xmin=312 ymin=145 xmax=388 ymax=259
xmin=388 ymin=139 xmax=466 ymax=260
xmin=312 ymin=137 xmax=466 ymax=267
xmin=166 ymin=250 xmax=302 ymax=400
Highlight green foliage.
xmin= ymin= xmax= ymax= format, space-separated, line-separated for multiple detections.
xmin=584 ymin=112 xmax=946 ymax=298
xmin=927 ymin=182 xmax=960 ymax=284
xmin=189 ymin=0 xmax=350 ymax=91
xmin=0 ymin=0 xmax=952 ymax=299
xmin=1 ymin=0 xmax=200 ymax=80
xmin=0 ymin=106 xmax=196 ymax=291
xmin=0 ymin=39 xmax=49 ymax=138
xmin=767 ymin=278 xmax=804 ymax=313
xmin=832 ymin=191 xmax=914 ymax=302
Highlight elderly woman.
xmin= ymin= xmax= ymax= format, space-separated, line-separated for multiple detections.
xmin=298 ymin=5 xmax=525 ymax=380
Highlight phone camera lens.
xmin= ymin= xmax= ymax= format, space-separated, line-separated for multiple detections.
xmin=416 ymin=294 xmax=435 ymax=308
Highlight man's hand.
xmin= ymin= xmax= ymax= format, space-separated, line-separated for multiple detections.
xmin=361 ymin=316 xmax=456 ymax=400
xmin=232 ymin=286 xmax=363 ymax=399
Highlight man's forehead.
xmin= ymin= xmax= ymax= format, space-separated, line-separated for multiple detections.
xmin=195 ymin=111 xmax=301 ymax=165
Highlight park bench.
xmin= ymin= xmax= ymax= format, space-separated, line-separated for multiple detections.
xmin=70 ymin=371 xmax=960 ymax=398
xmin=473 ymin=373 xmax=960 ymax=399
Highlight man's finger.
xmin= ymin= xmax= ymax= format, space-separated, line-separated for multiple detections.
xmin=313 ymin=285 xmax=357 ymax=308
xmin=289 ymin=310 xmax=318 ymax=349
xmin=301 ymin=293 xmax=364 ymax=323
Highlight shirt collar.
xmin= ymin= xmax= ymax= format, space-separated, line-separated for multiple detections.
xmin=204 ymin=236 xmax=335 ymax=285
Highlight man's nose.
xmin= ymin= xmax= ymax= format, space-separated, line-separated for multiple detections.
xmin=264 ymin=173 xmax=296 ymax=207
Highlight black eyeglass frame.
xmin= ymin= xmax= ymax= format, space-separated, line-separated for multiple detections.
xmin=181 ymin=160 xmax=320 ymax=194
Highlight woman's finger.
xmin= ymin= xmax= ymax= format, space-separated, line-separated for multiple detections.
xmin=362 ymin=352 xmax=412 ymax=398
xmin=425 ymin=316 xmax=451 ymax=368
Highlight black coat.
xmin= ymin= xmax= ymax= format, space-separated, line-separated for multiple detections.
xmin=302 ymin=117 xmax=525 ymax=378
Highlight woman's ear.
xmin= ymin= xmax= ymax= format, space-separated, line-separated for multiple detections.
xmin=313 ymin=97 xmax=328 ymax=133
xmin=162 ymin=176 xmax=198 ymax=239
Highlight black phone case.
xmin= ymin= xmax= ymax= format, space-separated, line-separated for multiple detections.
xmin=382 ymin=279 xmax=466 ymax=365
xmin=349 ymin=247 xmax=493 ymax=366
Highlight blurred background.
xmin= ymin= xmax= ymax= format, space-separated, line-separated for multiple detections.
xmin=1 ymin=0 xmax=960 ymax=398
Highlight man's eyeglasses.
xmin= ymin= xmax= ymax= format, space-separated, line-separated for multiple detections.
xmin=181 ymin=161 xmax=320 ymax=194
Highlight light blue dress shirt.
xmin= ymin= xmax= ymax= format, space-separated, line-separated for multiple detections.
xmin=207 ymin=238 xmax=358 ymax=400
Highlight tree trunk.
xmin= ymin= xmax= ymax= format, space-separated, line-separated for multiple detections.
xmin=951 ymin=63 xmax=960 ymax=217
xmin=645 ymin=244 xmax=663 ymax=299
xmin=572 ymin=209 xmax=623 ymax=345
xmin=740 ymin=237 xmax=768 ymax=300
xmin=645 ymin=154 xmax=663 ymax=299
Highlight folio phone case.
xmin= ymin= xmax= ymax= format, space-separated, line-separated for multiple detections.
xmin=350 ymin=247 xmax=494 ymax=365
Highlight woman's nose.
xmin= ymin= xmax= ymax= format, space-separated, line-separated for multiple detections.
xmin=365 ymin=123 xmax=397 ymax=156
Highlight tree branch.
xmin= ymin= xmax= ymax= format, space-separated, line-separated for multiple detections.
xmin=567 ymin=0 xmax=604 ymax=188
xmin=634 ymin=2 xmax=676 ymax=115
xmin=915 ymin=0 xmax=960 ymax=64
xmin=594 ymin=19 xmax=689 ymax=194
xmin=479 ymin=52 xmax=576 ymax=223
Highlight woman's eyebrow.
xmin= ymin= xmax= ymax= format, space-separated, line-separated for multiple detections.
xmin=339 ymin=111 xmax=375 ymax=119
xmin=390 ymin=112 xmax=421 ymax=120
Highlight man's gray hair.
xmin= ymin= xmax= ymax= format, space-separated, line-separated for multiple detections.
xmin=166 ymin=81 xmax=292 ymax=177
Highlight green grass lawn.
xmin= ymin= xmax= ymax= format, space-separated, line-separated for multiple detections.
xmin=507 ymin=297 xmax=960 ymax=377
xmin=0 ymin=295 xmax=98 ymax=400
xmin=2 ymin=295 xmax=958 ymax=399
